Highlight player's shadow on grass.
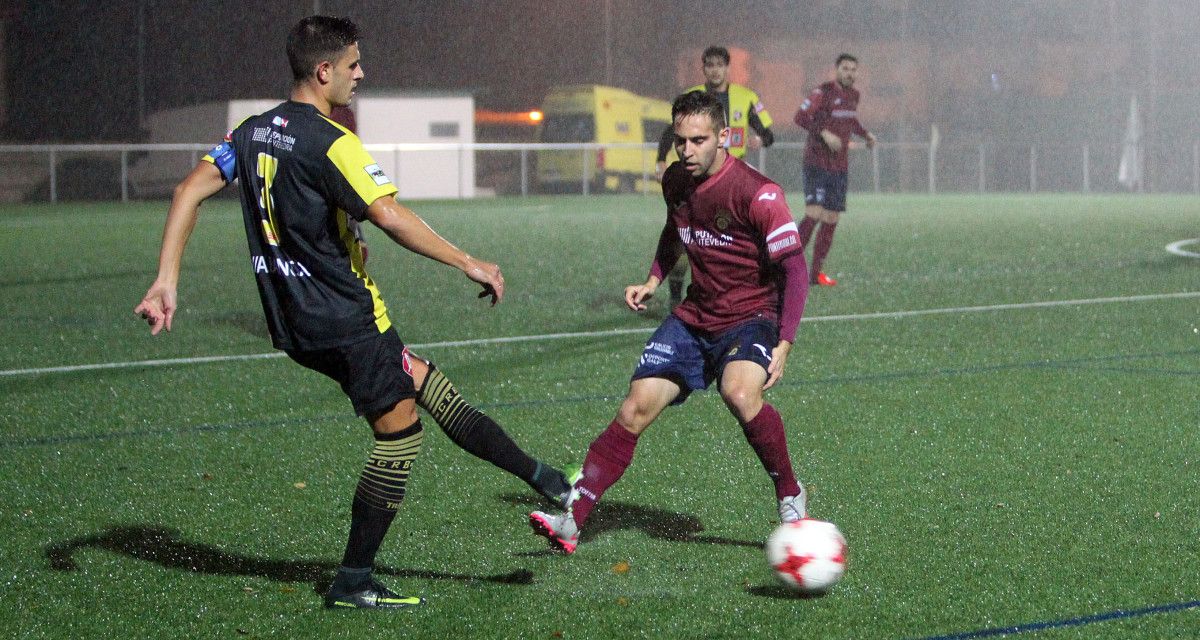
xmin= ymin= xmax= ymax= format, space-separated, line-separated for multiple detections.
xmin=45 ymin=524 xmax=533 ymax=596
xmin=503 ymin=494 xmax=762 ymax=551
xmin=746 ymin=584 xmax=826 ymax=600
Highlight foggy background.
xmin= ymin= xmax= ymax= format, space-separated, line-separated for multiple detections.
xmin=3 ymin=0 xmax=1199 ymax=192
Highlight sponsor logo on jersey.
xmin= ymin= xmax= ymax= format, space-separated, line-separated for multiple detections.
xmin=365 ymin=163 xmax=391 ymax=186
xmin=754 ymin=101 xmax=766 ymax=113
xmin=677 ymin=226 xmax=733 ymax=248
xmin=252 ymin=126 xmax=295 ymax=151
xmin=758 ymin=191 xmax=778 ymax=202
xmin=733 ymin=110 xmax=744 ymax=121
xmin=271 ymin=116 xmax=289 ymax=128
xmin=251 ymin=254 xmax=312 ymax=277
xmin=768 ymin=235 xmax=797 ymax=253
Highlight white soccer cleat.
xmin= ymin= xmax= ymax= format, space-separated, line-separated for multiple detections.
xmin=778 ymin=486 xmax=808 ymax=523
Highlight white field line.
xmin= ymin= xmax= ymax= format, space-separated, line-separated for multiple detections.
xmin=4 ymin=291 xmax=1199 ymax=378
xmin=1166 ymin=238 xmax=1200 ymax=258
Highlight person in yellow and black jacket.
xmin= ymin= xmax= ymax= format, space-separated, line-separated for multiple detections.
xmin=654 ymin=45 xmax=776 ymax=305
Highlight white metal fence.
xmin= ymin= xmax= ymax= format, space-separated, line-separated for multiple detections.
xmin=3 ymin=140 xmax=1197 ymax=203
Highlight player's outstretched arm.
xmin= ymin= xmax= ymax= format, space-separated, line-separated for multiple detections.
xmin=134 ymin=162 xmax=227 ymax=335
xmin=366 ymin=195 xmax=504 ymax=305
xmin=625 ymin=276 xmax=661 ymax=312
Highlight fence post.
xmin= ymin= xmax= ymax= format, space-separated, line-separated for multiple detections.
xmin=120 ymin=150 xmax=129 ymax=203
xmin=520 ymin=148 xmax=529 ymax=197
xmin=393 ymin=148 xmax=400 ymax=198
xmin=872 ymin=143 xmax=880 ymax=193
xmin=49 ymin=148 xmax=57 ymax=203
xmin=642 ymin=145 xmax=650 ymax=195
xmin=1082 ymin=144 xmax=1090 ymax=193
xmin=581 ymin=147 xmax=590 ymax=196
xmin=978 ymin=144 xmax=986 ymax=193
xmin=928 ymin=141 xmax=937 ymax=194
xmin=1193 ymin=141 xmax=1199 ymax=195
xmin=1029 ymin=145 xmax=1038 ymax=192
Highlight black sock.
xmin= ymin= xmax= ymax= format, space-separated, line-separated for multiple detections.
xmin=340 ymin=421 xmax=423 ymax=569
xmin=530 ymin=461 xmax=570 ymax=499
xmin=418 ymin=366 xmax=539 ymax=482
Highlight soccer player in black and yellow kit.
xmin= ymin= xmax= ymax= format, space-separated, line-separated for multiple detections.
xmin=135 ymin=16 xmax=569 ymax=609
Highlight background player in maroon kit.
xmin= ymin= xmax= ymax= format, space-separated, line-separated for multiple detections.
xmin=793 ymin=53 xmax=876 ymax=287
xmin=528 ymin=91 xmax=810 ymax=554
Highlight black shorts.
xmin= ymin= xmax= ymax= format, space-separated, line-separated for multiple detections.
xmin=286 ymin=327 xmax=418 ymax=417
xmin=803 ymin=165 xmax=848 ymax=212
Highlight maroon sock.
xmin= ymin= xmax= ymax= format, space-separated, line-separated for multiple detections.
xmin=797 ymin=216 xmax=818 ymax=248
xmin=811 ymin=222 xmax=838 ymax=274
xmin=570 ymin=420 xmax=639 ymax=526
xmin=741 ymin=403 xmax=802 ymax=499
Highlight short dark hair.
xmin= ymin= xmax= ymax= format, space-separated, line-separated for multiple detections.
xmin=702 ymin=46 xmax=730 ymax=65
xmin=286 ymin=16 xmax=360 ymax=81
xmin=836 ymin=53 xmax=858 ymax=66
xmin=672 ymin=90 xmax=726 ymax=132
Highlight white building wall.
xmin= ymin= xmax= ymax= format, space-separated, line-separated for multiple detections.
xmin=354 ymin=93 xmax=475 ymax=199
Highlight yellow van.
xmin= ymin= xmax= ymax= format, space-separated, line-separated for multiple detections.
xmin=537 ymin=85 xmax=671 ymax=193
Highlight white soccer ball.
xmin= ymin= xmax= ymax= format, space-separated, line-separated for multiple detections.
xmin=765 ymin=518 xmax=847 ymax=593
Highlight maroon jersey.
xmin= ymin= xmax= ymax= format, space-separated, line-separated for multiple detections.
xmin=793 ymin=80 xmax=869 ymax=172
xmin=655 ymin=156 xmax=802 ymax=335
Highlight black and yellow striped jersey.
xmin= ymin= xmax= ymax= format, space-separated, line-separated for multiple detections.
xmin=204 ymin=100 xmax=398 ymax=351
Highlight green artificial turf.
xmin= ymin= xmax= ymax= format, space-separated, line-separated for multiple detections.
xmin=1 ymin=193 xmax=1197 ymax=638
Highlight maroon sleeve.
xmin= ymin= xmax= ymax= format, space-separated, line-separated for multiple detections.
xmin=852 ymin=118 xmax=869 ymax=139
xmin=648 ymin=222 xmax=683 ymax=282
xmin=778 ymin=251 xmax=809 ymax=343
xmin=793 ymin=87 xmax=826 ymax=134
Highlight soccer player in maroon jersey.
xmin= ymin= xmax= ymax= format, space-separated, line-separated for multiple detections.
xmin=529 ymin=90 xmax=810 ymax=554
xmin=793 ymin=53 xmax=876 ymax=287
xmin=653 ymin=45 xmax=778 ymax=308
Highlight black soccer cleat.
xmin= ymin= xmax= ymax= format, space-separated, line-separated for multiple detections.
xmin=531 ymin=463 xmax=580 ymax=510
xmin=324 ymin=577 xmax=424 ymax=610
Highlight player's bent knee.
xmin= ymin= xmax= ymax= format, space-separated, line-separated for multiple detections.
xmin=719 ymin=380 xmax=764 ymax=419
xmin=614 ymin=405 xmax=651 ymax=435
xmin=369 ymin=399 xmax=420 ymax=435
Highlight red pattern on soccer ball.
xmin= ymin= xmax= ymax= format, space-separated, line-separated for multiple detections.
xmin=776 ymin=544 xmax=816 ymax=585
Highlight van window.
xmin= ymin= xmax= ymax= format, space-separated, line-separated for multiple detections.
xmin=642 ymin=119 xmax=669 ymax=143
xmin=541 ymin=115 xmax=595 ymax=142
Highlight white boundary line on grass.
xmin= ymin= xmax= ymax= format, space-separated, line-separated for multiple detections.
xmin=4 ymin=290 xmax=1199 ymax=378
xmin=1166 ymin=238 xmax=1200 ymax=258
